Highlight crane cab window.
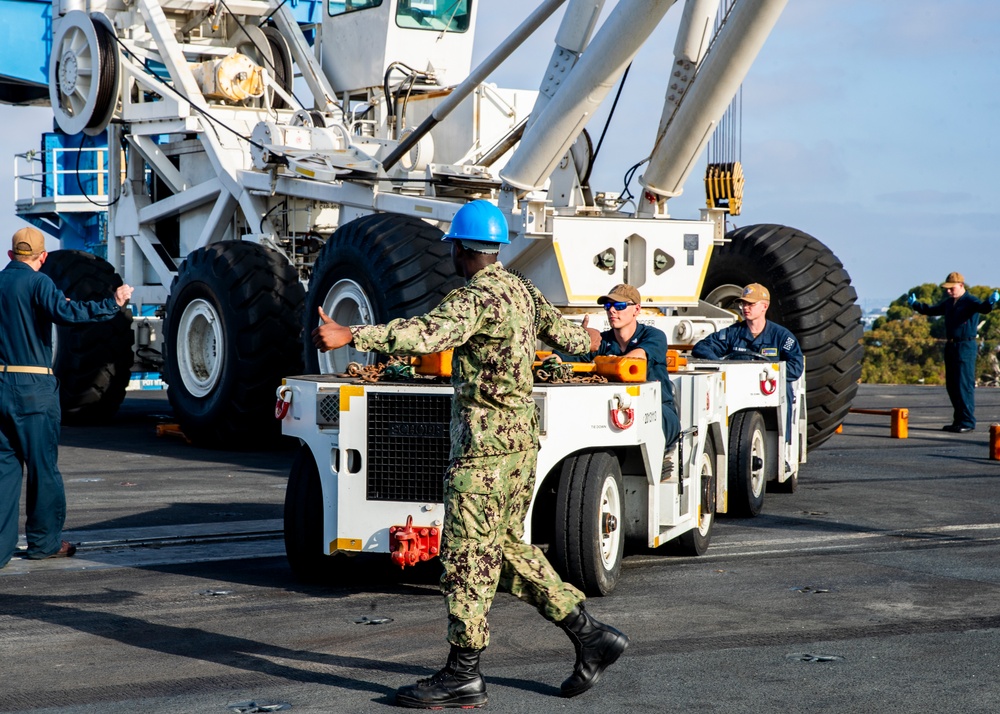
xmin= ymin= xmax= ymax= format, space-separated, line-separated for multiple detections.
xmin=329 ymin=0 xmax=382 ymax=17
xmin=396 ymin=0 xmax=471 ymax=32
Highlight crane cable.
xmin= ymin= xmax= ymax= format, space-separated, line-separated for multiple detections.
xmin=581 ymin=62 xmax=632 ymax=188
xmin=86 ymin=20 xmax=119 ymax=135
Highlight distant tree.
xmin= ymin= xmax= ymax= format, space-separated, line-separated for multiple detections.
xmin=863 ymin=283 xmax=1000 ymax=385
xmin=970 ymin=286 xmax=1000 ymax=386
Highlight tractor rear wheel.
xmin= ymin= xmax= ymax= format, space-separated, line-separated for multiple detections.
xmin=284 ymin=445 xmax=332 ymax=582
xmin=673 ymin=436 xmax=717 ymax=556
xmin=726 ymin=410 xmax=770 ymax=517
xmin=551 ymin=451 xmax=625 ymax=597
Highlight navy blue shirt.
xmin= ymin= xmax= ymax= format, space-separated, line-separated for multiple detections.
xmin=691 ymin=320 xmax=804 ymax=382
xmin=578 ymin=322 xmax=677 ymax=416
xmin=912 ymin=292 xmax=992 ymax=341
xmin=0 ymin=261 xmax=120 ymax=370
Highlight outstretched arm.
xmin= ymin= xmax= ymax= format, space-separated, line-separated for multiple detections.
xmin=910 ymin=296 xmax=948 ymax=316
xmin=536 ymin=296 xmax=599 ymax=355
xmin=42 ymin=280 xmax=123 ymax=325
xmin=978 ymin=289 xmax=999 ymax=314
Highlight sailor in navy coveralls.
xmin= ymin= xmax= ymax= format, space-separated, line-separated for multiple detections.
xmin=575 ymin=284 xmax=681 ymax=449
xmin=691 ymin=283 xmax=804 ymax=444
xmin=0 ymin=226 xmax=133 ymax=567
xmin=909 ymin=272 xmax=999 ymax=433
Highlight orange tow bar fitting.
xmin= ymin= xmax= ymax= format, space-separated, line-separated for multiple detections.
xmin=848 ymin=407 xmax=908 ymax=439
xmin=389 ymin=515 xmax=440 ymax=569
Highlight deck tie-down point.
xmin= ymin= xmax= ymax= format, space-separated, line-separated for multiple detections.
xmin=389 ymin=515 xmax=440 ymax=568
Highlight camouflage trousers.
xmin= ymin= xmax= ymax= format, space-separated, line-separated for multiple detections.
xmin=441 ymin=449 xmax=585 ymax=650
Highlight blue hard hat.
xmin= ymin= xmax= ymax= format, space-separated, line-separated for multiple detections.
xmin=443 ymin=200 xmax=510 ymax=245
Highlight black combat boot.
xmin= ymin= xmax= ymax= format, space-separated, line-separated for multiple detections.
xmin=557 ymin=604 xmax=630 ymax=698
xmin=395 ymin=645 xmax=487 ymax=709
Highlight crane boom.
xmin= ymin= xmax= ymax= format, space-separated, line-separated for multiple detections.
xmin=639 ymin=0 xmax=788 ymax=208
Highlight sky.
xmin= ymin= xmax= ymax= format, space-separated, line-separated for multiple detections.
xmin=2 ymin=0 xmax=998 ymax=310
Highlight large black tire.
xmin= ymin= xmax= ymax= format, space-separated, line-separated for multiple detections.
xmin=673 ymin=436 xmax=717 ymax=556
xmin=701 ymin=224 xmax=863 ymax=449
xmin=163 ymin=241 xmax=304 ymax=448
xmin=40 ymin=250 xmax=133 ymax=423
xmin=303 ymin=213 xmax=463 ymax=374
xmin=551 ymin=451 xmax=625 ymax=597
xmin=284 ymin=445 xmax=331 ymax=582
xmin=726 ymin=410 xmax=769 ymax=518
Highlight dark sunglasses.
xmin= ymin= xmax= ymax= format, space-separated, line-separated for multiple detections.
xmin=603 ymin=301 xmax=634 ymax=311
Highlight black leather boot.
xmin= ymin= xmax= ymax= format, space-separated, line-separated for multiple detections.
xmin=557 ymin=604 xmax=630 ymax=698
xmin=395 ymin=645 xmax=487 ymax=709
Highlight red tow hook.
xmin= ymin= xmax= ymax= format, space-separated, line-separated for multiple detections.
xmin=389 ymin=515 xmax=440 ymax=569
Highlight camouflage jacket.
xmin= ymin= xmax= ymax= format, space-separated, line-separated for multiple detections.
xmin=351 ymin=262 xmax=591 ymax=459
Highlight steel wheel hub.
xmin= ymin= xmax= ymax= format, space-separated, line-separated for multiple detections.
xmin=599 ymin=475 xmax=622 ymax=568
xmin=177 ymin=298 xmax=224 ymax=397
xmin=319 ymin=279 xmax=376 ymax=374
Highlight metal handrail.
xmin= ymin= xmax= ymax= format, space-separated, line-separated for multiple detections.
xmin=14 ymin=145 xmax=110 ymax=205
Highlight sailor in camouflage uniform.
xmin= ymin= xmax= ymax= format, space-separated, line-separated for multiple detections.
xmin=312 ymin=201 xmax=630 ymax=709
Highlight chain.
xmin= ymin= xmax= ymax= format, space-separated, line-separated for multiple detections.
xmin=533 ymin=362 xmax=608 ymax=384
xmin=345 ymin=356 xmax=416 ymax=383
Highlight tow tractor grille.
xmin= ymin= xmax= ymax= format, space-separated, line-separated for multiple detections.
xmin=367 ymin=392 xmax=451 ymax=502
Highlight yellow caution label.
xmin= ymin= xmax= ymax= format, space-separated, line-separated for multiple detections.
xmin=340 ymin=384 xmax=365 ymax=411
xmin=333 ymin=538 xmax=363 ymax=552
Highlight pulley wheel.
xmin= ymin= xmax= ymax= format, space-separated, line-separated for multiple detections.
xmin=49 ymin=11 xmax=120 ymax=136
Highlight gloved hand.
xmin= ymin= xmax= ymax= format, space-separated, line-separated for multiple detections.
xmin=989 ymin=289 xmax=1000 ymax=307
xmin=907 ymin=293 xmax=917 ymax=307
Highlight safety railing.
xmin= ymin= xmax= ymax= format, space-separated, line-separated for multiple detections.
xmin=14 ymin=145 xmax=110 ymax=207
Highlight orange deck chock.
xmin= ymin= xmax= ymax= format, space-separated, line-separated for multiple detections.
xmin=389 ymin=515 xmax=440 ymax=569
xmin=413 ymin=351 xmax=453 ymax=377
xmin=533 ymin=352 xmax=648 ymax=381
xmin=848 ymin=407 xmax=908 ymax=439
xmin=990 ymin=424 xmax=1000 ymax=461
xmin=594 ymin=355 xmax=647 ymax=382
xmin=155 ymin=423 xmax=191 ymax=444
